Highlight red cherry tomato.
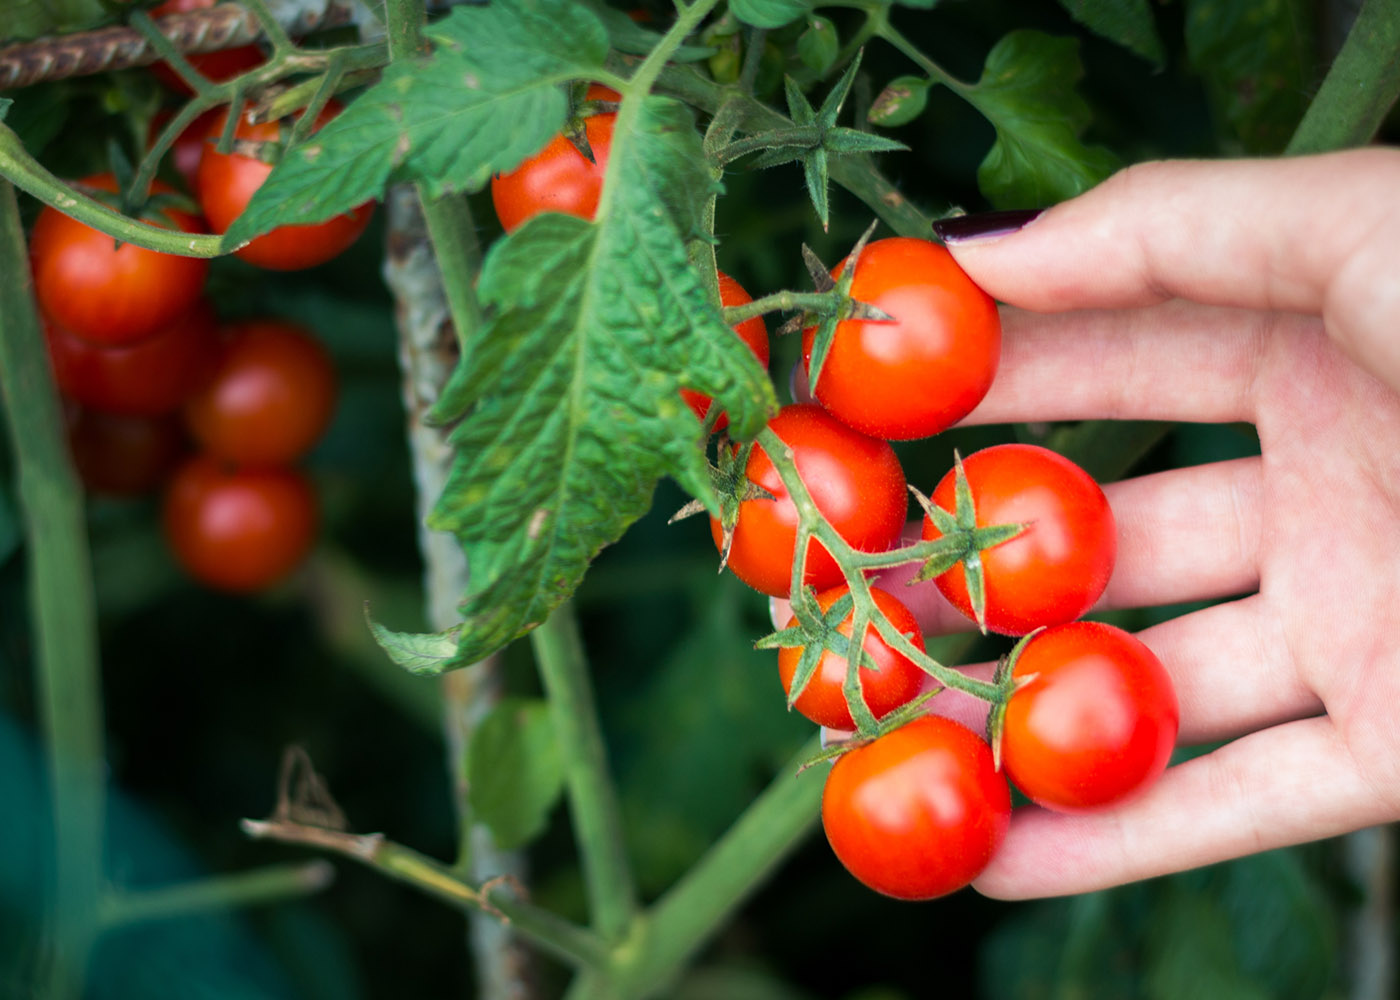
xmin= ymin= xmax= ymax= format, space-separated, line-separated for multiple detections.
xmin=45 ymin=299 xmax=218 ymax=416
xmin=1001 ymin=621 xmax=1179 ymax=811
xmin=148 ymin=0 xmax=264 ymax=93
xmin=822 ymin=715 xmax=1011 ymax=900
xmin=681 ymin=271 xmax=769 ymax=432
xmin=184 ymin=318 xmax=336 ymax=466
xmin=491 ymin=85 xmax=617 ymax=233
xmin=802 ymin=237 xmax=1000 ymax=441
xmin=777 ymin=585 xmax=925 ymax=730
xmin=196 ymin=102 xmax=375 ymax=271
xmin=29 ymin=174 xmax=209 ymax=346
xmin=709 ymin=404 xmax=906 ymax=598
xmin=66 ymin=408 xmax=187 ymax=496
xmin=163 ymin=455 xmax=317 ymax=592
xmin=922 ymin=443 xmax=1116 ymax=635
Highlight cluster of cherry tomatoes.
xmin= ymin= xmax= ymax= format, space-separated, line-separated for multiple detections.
xmin=483 ymin=87 xmax=1181 ymax=901
xmin=29 ymin=46 xmax=371 ymax=591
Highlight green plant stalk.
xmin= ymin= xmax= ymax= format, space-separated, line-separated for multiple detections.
xmin=724 ymin=289 xmax=842 ymax=325
xmin=530 ymin=605 xmax=638 ymax=942
xmin=608 ymin=736 xmax=827 ymax=998
xmin=1287 ymin=0 xmax=1400 ymax=154
xmin=99 ymin=861 xmax=335 ymax=929
xmin=0 ymin=181 xmax=104 ymax=1000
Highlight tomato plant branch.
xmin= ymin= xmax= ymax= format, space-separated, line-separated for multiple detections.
xmin=754 ymin=426 xmax=1001 ymax=707
xmin=99 ymin=861 xmax=335 ymax=929
xmin=870 ymin=18 xmax=968 ymax=96
xmin=723 ymin=289 xmax=838 ymax=325
xmin=1286 ymin=0 xmax=1400 ymax=154
xmin=530 ymin=604 xmax=639 ymax=943
xmin=241 ymin=818 xmax=609 ymax=970
xmin=0 ymin=180 xmax=105 ymax=1000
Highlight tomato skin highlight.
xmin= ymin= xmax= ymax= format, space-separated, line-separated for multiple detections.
xmin=184 ymin=318 xmax=336 ymax=466
xmin=681 ymin=272 xmax=770 ymax=432
xmin=822 ymin=715 xmax=1011 ymax=900
xmin=45 ymin=299 xmax=219 ymax=417
xmin=923 ymin=443 xmax=1117 ymax=635
xmin=491 ymin=88 xmax=616 ymax=233
xmin=1001 ymin=621 xmax=1179 ymax=811
xmin=163 ymin=456 xmax=318 ymax=592
xmin=29 ymin=174 xmax=209 ymax=346
xmin=802 ymin=237 xmax=1000 ymax=441
xmin=710 ymin=404 xmax=907 ymax=598
xmin=196 ymin=103 xmax=374 ymax=271
xmin=777 ymin=585 xmax=925 ymax=730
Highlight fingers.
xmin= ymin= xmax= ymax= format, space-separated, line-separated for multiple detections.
xmin=942 ymin=150 xmax=1400 ymax=318
xmin=972 ymin=716 xmax=1390 ymax=899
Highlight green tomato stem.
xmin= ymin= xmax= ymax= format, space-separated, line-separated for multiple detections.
xmin=723 ymin=289 xmax=839 ymax=325
xmin=1286 ymin=0 xmax=1400 ymax=154
xmin=0 ymin=180 xmax=105 ymax=1000
xmin=99 ymin=861 xmax=335 ymax=929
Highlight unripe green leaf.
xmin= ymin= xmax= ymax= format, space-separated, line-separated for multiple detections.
xmin=868 ymin=75 xmax=930 ymax=127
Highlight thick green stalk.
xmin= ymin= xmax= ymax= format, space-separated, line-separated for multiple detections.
xmin=530 ymin=605 xmax=638 ymax=942
xmin=0 ymin=181 xmax=104 ymax=998
xmin=1287 ymin=0 xmax=1400 ymax=154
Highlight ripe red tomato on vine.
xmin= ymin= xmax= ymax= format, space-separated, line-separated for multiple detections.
xmin=29 ymin=174 xmax=210 ymax=346
xmin=147 ymin=0 xmax=265 ymax=93
xmin=802 ymin=237 xmax=1000 ymax=441
xmin=821 ymin=714 xmax=1011 ymax=900
xmin=184 ymin=318 xmax=337 ymax=466
xmin=710 ymin=404 xmax=906 ymax=598
xmin=923 ymin=443 xmax=1117 ymax=635
xmin=163 ymin=456 xmax=318 ymax=593
xmin=197 ymin=102 xmax=375 ymax=271
xmin=66 ymin=408 xmax=187 ymax=496
xmin=491 ymin=85 xmax=619 ymax=233
xmin=681 ymin=271 xmax=769 ymax=432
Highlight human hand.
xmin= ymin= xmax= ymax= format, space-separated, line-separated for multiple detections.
xmin=916 ymin=149 xmax=1400 ymax=898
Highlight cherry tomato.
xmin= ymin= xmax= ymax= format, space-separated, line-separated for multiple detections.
xmin=184 ymin=318 xmax=336 ymax=466
xmin=922 ymin=443 xmax=1116 ymax=635
xmin=1001 ymin=621 xmax=1179 ymax=811
xmin=822 ymin=715 xmax=1011 ymax=900
xmin=66 ymin=408 xmax=187 ymax=496
xmin=491 ymin=85 xmax=617 ymax=233
xmin=148 ymin=0 xmax=265 ymax=93
xmin=196 ymin=102 xmax=375 ymax=271
xmin=45 ymin=299 xmax=218 ymax=416
xmin=802 ymin=237 xmax=1000 ymax=441
xmin=777 ymin=585 xmax=925 ymax=730
xmin=709 ymin=404 xmax=906 ymax=598
xmin=29 ymin=174 xmax=209 ymax=346
xmin=163 ymin=455 xmax=317 ymax=592
xmin=681 ymin=272 xmax=769 ymax=432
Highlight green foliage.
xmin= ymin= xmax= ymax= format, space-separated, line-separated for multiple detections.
xmin=868 ymin=76 xmax=930 ymax=127
xmin=1185 ymin=0 xmax=1315 ymax=153
xmin=1054 ymin=0 xmax=1165 ymax=65
xmin=730 ymin=0 xmax=812 ymax=30
xmin=966 ymin=30 xmax=1118 ymax=209
xmin=424 ymin=97 xmax=776 ymax=668
xmin=225 ymin=0 xmax=610 ymax=246
xmin=466 ymin=698 xmax=565 ymax=849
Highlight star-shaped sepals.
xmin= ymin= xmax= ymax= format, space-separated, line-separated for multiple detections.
xmin=561 ymin=80 xmax=619 ymax=164
xmin=746 ymin=51 xmax=907 ymax=231
xmin=668 ymin=436 xmax=774 ymax=572
xmin=908 ymin=451 xmax=1027 ymax=633
xmin=793 ymin=220 xmax=895 ymax=395
xmin=755 ymin=588 xmax=883 ymax=733
xmin=985 ymin=628 xmax=1043 ymax=771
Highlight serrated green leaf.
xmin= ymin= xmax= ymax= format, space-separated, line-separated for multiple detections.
xmin=730 ymin=0 xmax=811 ymax=30
xmin=366 ymin=617 xmax=463 ymax=676
xmin=466 ymin=698 xmax=564 ymax=849
xmin=869 ymin=76 xmax=930 ymax=127
xmin=224 ymin=0 xmax=609 ymax=247
xmin=1184 ymin=0 xmax=1313 ymax=153
xmin=1056 ymin=0 xmax=1164 ymax=65
xmin=966 ymin=30 xmax=1118 ymax=209
xmin=427 ymin=99 xmax=777 ymax=666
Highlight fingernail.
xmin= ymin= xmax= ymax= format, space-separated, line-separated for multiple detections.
xmin=933 ymin=208 xmax=1042 ymax=245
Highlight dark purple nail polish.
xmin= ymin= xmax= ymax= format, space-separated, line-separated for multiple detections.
xmin=933 ymin=209 xmax=1043 ymax=244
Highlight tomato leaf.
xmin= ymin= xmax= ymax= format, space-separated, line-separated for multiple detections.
xmin=222 ymin=0 xmax=608 ymax=247
xmin=965 ymin=30 xmax=1118 ymax=209
xmin=425 ymin=98 xmax=777 ymax=668
xmin=1054 ymin=0 xmax=1164 ymax=66
xmin=729 ymin=0 xmax=811 ymax=30
xmin=466 ymin=698 xmax=564 ymax=850
xmin=365 ymin=616 xmax=463 ymax=676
